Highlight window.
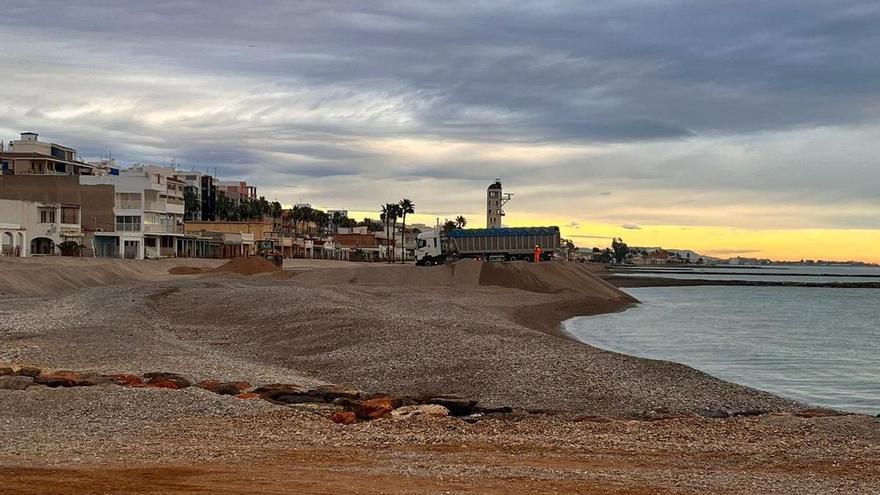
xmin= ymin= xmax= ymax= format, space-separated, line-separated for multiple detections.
xmin=115 ymin=192 xmax=142 ymax=209
xmin=115 ymin=215 xmax=142 ymax=232
xmin=39 ymin=208 xmax=56 ymax=223
xmin=61 ymin=206 xmax=79 ymax=225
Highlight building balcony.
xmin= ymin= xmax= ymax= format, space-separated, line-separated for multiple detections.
xmin=143 ymin=224 xmax=184 ymax=234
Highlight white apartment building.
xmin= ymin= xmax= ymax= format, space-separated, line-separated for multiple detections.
xmin=80 ymin=165 xmax=185 ymax=259
xmin=0 ymin=199 xmax=82 ymax=256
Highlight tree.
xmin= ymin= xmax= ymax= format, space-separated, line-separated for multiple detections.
xmin=359 ymin=217 xmax=381 ymax=231
xmin=388 ymin=203 xmax=402 ymax=263
xmin=380 ymin=204 xmax=394 ymax=262
xmin=183 ymin=189 xmax=200 ymax=221
xmin=398 ymin=198 xmax=415 ymax=263
xmin=216 ymin=192 xmax=235 ymax=220
xmin=441 ymin=219 xmax=457 ymax=234
xmin=611 ymin=237 xmax=629 ymax=264
xmin=314 ymin=210 xmax=330 ymax=235
xmin=331 ymin=211 xmax=345 ymax=233
xmin=58 ymin=240 xmax=83 ymax=257
xmin=454 ymin=215 xmax=467 ymax=229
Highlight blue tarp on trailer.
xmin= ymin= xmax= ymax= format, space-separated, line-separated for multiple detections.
xmin=447 ymin=227 xmax=559 ymax=237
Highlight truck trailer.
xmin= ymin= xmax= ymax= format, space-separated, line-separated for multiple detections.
xmin=415 ymin=226 xmax=560 ymax=265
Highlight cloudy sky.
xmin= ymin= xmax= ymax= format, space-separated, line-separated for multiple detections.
xmin=2 ymin=1 xmax=879 ymax=261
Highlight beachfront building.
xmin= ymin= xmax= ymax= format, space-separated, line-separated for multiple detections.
xmin=183 ymin=220 xmax=275 ymax=258
xmin=216 ymin=180 xmax=256 ymax=204
xmin=174 ymin=170 xmax=217 ymax=221
xmin=0 ymin=132 xmax=104 ymax=177
xmin=333 ymin=233 xmax=383 ymax=261
xmin=0 ymin=198 xmax=84 ymax=256
xmin=80 ymin=165 xmax=185 ymax=259
xmin=0 ymin=175 xmax=116 ymax=257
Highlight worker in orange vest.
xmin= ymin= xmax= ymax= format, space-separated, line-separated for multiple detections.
xmin=533 ymin=244 xmax=542 ymax=263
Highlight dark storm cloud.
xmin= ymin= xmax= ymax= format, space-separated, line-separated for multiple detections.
xmin=5 ymin=0 xmax=880 ymax=142
xmin=1 ymin=1 xmax=879 ymax=228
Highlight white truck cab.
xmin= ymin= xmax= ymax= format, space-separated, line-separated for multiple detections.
xmin=415 ymin=230 xmax=444 ymax=265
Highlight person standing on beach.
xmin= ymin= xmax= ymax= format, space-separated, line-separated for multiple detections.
xmin=533 ymin=244 xmax=542 ymax=263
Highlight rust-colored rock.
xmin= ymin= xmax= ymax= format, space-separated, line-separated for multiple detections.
xmin=252 ymin=383 xmax=304 ymax=402
xmin=331 ymin=411 xmax=357 ymax=425
xmin=235 ymin=392 xmax=259 ymax=400
xmin=227 ymin=381 xmax=251 ymax=393
xmin=15 ymin=366 xmax=41 ymax=378
xmin=354 ymin=397 xmax=397 ymax=420
xmin=34 ymin=370 xmax=82 ymax=387
xmin=197 ymin=380 xmax=251 ymax=396
xmin=196 ymin=379 xmax=222 ymax=390
xmin=144 ymin=372 xmax=191 ymax=390
xmin=0 ymin=366 xmax=14 ymax=376
xmin=104 ymin=373 xmax=144 ymax=387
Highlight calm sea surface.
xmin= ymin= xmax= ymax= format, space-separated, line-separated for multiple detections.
xmin=565 ymin=267 xmax=880 ymax=415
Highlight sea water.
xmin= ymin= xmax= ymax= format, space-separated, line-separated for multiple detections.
xmin=565 ymin=284 xmax=880 ymax=415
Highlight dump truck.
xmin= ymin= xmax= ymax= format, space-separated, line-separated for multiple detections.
xmin=415 ymin=226 xmax=560 ymax=266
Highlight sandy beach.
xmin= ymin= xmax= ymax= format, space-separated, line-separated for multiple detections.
xmin=1 ymin=257 xmax=878 ymax=494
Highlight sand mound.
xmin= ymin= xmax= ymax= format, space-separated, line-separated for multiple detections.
xmin=210 ymin=256 xmax=281 ymax=276
xmin=479 ymin=261 xmax=627 ymax=299
xmin=168 ymin=266 xmax=208 ymax=275
xmin=292 ymin=259 xmax=483 ymax=287
xmin=0 ymin=258 xmax=218 ymax=296
xmin=294 ymin=260 xmax=632 ymax=302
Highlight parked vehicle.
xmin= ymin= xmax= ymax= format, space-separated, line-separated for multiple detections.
xmin=415 ymin=227 xmax=560 ymax=265
xmin=255 ymin=240 xmax=283 ymax=267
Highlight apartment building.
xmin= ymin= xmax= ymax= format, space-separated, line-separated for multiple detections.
xmin=174 ymin=170 xmax=217 ymax=221
xmin=0 ymin=132 xmax=102 ymax=176
xmin=216 ymin=180 xmax=256 ymax=203
xmin=81 ymin=165 xmax=185 ymax=259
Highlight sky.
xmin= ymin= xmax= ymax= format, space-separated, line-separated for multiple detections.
xmin=1 ymin=1 xmax=879 ymax=262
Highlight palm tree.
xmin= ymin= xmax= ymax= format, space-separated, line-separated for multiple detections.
xmin=289 ymin=206 xmax=301 ymax=235
xmin=388 ymin=203 xmax=401 ymax=263
xmin=398 ymin=198 xmax=415 ymax=263
xmin=380 ymin=204 xmax=390 ymax=261
xmin=442 ymin=219 xmax=457 ymax=234
xmin=455 ymin=215 xmax=467 ymax=229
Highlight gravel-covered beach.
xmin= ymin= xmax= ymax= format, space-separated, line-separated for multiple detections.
xmin=1 ymin=257 xmax=878 ymax=493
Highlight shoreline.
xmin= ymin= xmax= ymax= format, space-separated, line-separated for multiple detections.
xmin=603 ymin=274 xmax=880 ymax=288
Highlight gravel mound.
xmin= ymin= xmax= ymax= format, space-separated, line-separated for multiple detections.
xmin=210 ymin=256 xmax=281 ymax=275
xmin=0 ymin=257 xmax=221 ymax=296
xmin=168 ymin=266 xmax=207 ymax=275
xmin=294 ymin=259 xmax=633 ymax=304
